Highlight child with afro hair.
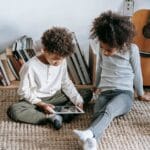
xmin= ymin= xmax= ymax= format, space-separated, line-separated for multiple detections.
xmin=73 ymin=11 xmax=150 ymax=150
xmin=7 ymin=27 xmax=92 ymax=130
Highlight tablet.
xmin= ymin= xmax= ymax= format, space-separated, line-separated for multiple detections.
xmin=53 ymin=106 xmax=85 ymax=114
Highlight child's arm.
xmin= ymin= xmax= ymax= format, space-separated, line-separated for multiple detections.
xmin=18 ymin=64 xmax=58 ymax=110
xmin=61 ymin=60 xmax=84 ymax=107
xmin=130 ymin=44 xmax=144 ymax=96
xmin=130 ymin=44 xmax=150 ymax=101
xmin=36 ymin=101 xmax=55 ymax=114
xmin=17 ymin=64 xmax=42 ymax=104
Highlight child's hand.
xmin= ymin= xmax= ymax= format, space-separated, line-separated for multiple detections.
xmin=90 ymin=87 xmax=101 ymax=103
xmin=44 ymin=104 xmax=56 ymax=114
xmin=36 ymin=102 xmax=55 ymax=114
xmin=76 ymin=103 xmax=83 ymax=110
xmin=93 ymin=87 xmax=101 ymax=94
xmin=138 ymin=92 xmax=150 ymax=102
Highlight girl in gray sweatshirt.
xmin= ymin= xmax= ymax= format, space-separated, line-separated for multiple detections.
xmin=73 ymin=11 xmax=150 ymax=150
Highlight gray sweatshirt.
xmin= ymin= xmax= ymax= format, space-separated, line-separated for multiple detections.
xmin=96 ymin=43 xmax=144 ymax=96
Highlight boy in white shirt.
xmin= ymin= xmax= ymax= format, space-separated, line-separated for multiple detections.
xmin=7 ymin=27 xmax=92 ymax=130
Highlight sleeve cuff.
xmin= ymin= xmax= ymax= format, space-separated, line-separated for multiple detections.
xmin=29 ymin=98 xmax=42 ymax=104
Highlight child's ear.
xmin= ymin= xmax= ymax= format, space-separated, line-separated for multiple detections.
xmin=43 ymin=48 xmax=47 ymax=52
xmin=43 ymin=48 xmax=50 ymax=54
xmin=41 ymin=48 xmax=44 ymax=53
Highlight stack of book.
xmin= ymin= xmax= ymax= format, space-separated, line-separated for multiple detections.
xmin=0 ymin=35 xmax=36 ymax=86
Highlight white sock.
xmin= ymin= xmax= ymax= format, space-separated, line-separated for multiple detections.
xmin=73 ymin=129 xmax=93 ymax=142
xmin=83 ymin=138 xmax=97 ymax=150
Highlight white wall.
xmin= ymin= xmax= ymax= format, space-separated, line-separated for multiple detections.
xmin=0 ymin=0 xmax=150 ymax=53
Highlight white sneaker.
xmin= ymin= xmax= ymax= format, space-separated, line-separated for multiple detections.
xmin=83 ymin=138 xmax=98 ymax=150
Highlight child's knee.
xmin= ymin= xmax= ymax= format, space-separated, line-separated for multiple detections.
xmin=7 ymin=103 xmax=23 ymax=121
xmin=7 ymin=104 xmax=17 ymax=121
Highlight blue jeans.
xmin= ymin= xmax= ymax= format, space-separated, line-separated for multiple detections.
xmin=88 ymin=90 xmax=133 ymax=139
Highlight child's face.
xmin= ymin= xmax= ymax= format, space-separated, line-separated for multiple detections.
xmin=44 ymin=51 xmax=64 ymax=66
xmin=100 ymin=42 xmax=117 ymax=56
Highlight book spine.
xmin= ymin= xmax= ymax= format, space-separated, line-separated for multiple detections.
xmin=0 ymin=67 xmax=7 ymax=86
xmin=7 ymin=58 xmax=19 ymax=80
xmin=72 ymin=32 xmax=91 ymax=84
xmin=0 ymin=60 xmax=10 ymax=85
xmin=70 ymin=54 xmax=86 ymax=84
xmin=67 ymin=57 xmax=81 ymax=85
xmin=89 ymin=41 xmax=98 ymax=86
xmin=1 ymin=59 xmax=16 ymax=81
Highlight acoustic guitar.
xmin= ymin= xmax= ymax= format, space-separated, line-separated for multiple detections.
xmin=131 ymin=9 xmax=150 ymax=86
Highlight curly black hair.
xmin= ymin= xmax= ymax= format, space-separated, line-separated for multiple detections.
xmin=41 ymin=27 xmax=75 ymax=57
xmin=90 ymin=11 xmax=135 ymax=51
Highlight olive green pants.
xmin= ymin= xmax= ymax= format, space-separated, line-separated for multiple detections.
xmin=7 ymin=89 xmax=92 ymax=124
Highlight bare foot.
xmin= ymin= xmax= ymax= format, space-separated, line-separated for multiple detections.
xmin=138 ymin=92 xmax=150 ymax=102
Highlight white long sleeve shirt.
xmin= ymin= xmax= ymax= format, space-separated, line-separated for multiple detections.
xmin=17 ymin=56 xmax=83 ymax=105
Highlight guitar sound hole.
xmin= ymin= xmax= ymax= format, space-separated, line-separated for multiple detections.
xmin=143 ymin=23 xmax=150 ymax=39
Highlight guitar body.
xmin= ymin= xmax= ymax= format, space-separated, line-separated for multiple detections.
xmin=132 ymin=9 xmax=150 ymax=86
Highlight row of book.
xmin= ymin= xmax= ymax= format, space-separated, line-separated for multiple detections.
xmin=12 ymin=35 xmax=36 ymax=63
xmin=0 ymin=34 xmax=94 ymax=86
xmin=0 ymin=35 xmax=36 ymax=86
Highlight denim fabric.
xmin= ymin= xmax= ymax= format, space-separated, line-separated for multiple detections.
xmin=89 ymin=89 xmax=133 ymax=139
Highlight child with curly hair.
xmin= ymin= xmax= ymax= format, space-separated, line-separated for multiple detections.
xmin=7 ymin=27 xmax=92 ymax=130
xmin=73 ymin=11 xmax=150 ymax=150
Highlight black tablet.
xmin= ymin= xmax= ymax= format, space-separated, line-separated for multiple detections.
xmin=53 ymin=106 xmax=85 ymax=114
